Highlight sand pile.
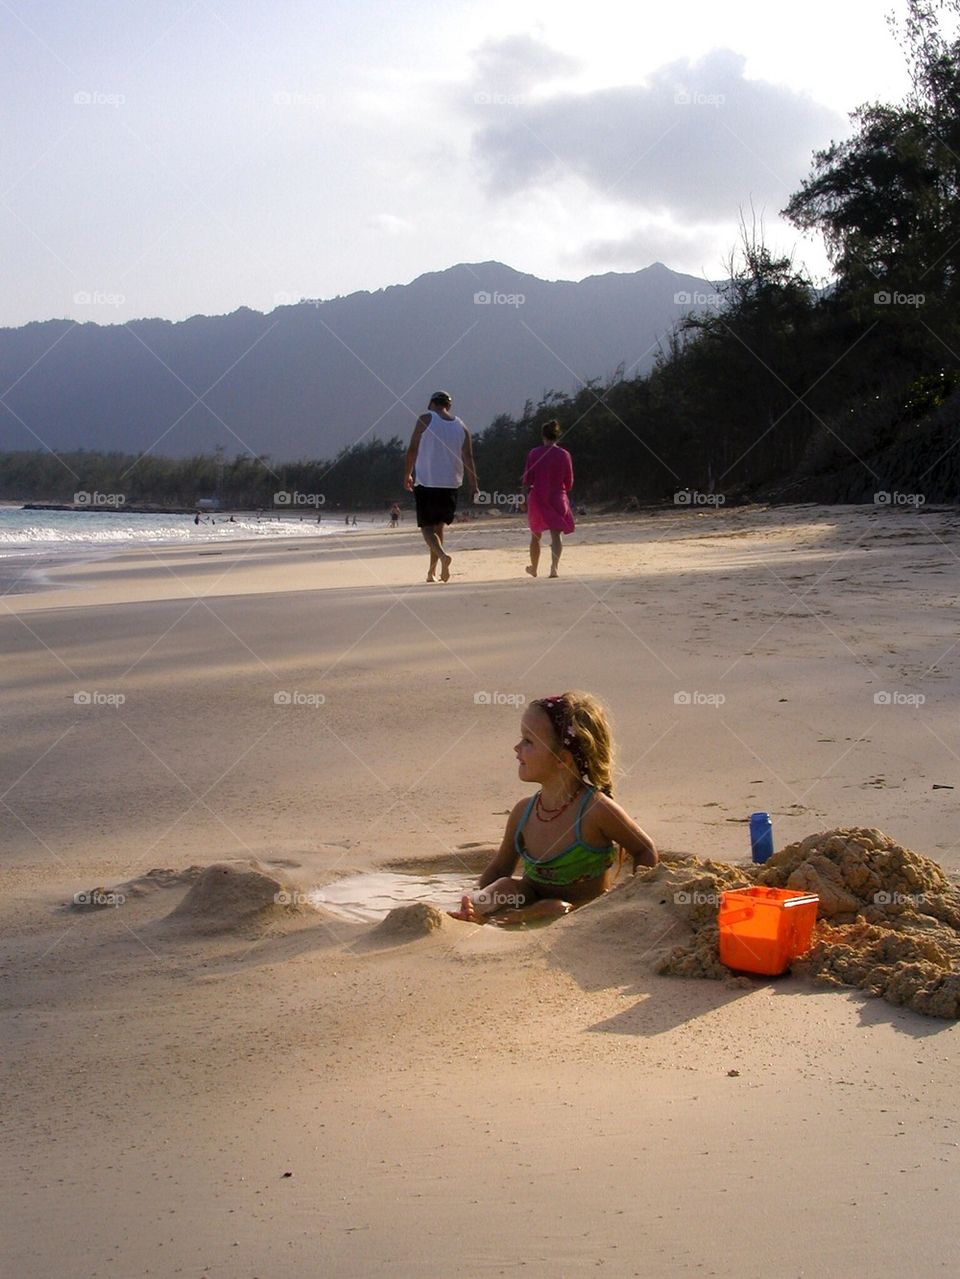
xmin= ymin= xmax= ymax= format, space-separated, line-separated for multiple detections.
xmin=544 ymin=855 xmax=753 ymax=986
xmin=756 ymin=827 xmax=955 ymax=920
xmin=367 ymin=902 xmax=450 ymax=944
xmin=653 ymin=829 xmax=960 ymax=1019
xmin=167 ymin=860 xmax=309 ymax=934
xmin=70 ymin=866 xmax=204 ymax=910
xmin=648 ymin=857 xmax=755 ymax=982
xmin=798 ymin=921 xmax=960 ymax=1018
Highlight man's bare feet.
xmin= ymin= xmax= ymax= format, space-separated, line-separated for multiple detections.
xmin=447 ymin=894 xmax=487 ymax=923
xmin=549 ymin=569 xmax=559 ymax=578
xmin=525 ymin=565 xmax=537 ymax=577
xmin=439 ymin=553 xmax=452 ymax=582
xmin=426 ymin=573 xmax=436 ymax=583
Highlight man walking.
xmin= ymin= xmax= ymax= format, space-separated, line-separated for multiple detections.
xmin=404 ymin=391 xmax=478 ymax=582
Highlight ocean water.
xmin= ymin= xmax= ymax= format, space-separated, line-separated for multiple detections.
xmin=0 ymin=506 xmax=368 ymax=560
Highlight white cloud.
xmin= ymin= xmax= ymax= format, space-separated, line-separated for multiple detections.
xmin=471 ymin=47 xmax=843 ymax=221
xmin=369 ymin=213 xmax=414 ymax=235
xmin=470 ymin=32 xmax=582 ymax=97
xmin=575 ymin=222 xmax=728 ymax=271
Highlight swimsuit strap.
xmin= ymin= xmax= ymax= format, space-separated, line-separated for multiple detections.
xmin=514 ymin=793 xmax=538 ymax=854
xmin=574 ymin=785 xmax=596 ymax=843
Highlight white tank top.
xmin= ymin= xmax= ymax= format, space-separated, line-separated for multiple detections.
xmin=415 ymin=412 xmax=465 ymax=488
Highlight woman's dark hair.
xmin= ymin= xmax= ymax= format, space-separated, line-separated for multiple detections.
xmin=541 ymin=419 xmax=561 ymax=441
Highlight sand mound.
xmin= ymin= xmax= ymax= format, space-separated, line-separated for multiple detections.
xmin=652 ymin=829 xmax=960 ymax=1018
xmin=646 ymin=858 xmax=754 ymax=981
xmin=757 ymin=827 xmax=953 ymax=920
xmin=797 ymin=921 xmax=960 ymax=1018
xmin=367 ymin=902 xmax=450 ymax=944
xmin=70 ymin=866 xmax=204 ymax=911
xmin=167 ymin=860 xmax=309 ymax=934
xmin=544 ymin=857 xmax=753 ymax=986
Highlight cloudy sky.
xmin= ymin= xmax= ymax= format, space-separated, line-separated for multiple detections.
xmin=1 ymin=0 xmax=914 ymax=328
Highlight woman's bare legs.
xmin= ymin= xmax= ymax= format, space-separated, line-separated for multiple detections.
xmin=526 ymin=532 xmax=541 ymax=577
xmin=549 ymin=531 xmax=563 ymax=577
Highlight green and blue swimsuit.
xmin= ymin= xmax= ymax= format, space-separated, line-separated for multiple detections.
xmin=516 ymin=786 xmax=616 ymax=887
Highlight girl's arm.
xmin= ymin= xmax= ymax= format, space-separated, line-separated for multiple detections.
xmin=477 ymin=799 xmax=525 ymax=888
xmin=590 ymin=795 xmax=658 ymax=872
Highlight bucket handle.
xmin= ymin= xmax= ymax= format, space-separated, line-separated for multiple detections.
xmin=782 ymin=895 xmax=820 ymax=908
xmin=718 ymin=906 xmax=754 ymax=927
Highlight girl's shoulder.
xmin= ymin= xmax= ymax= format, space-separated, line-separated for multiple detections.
xmin=505 ymin=794 xmax=534 ymax=827
xmin=582 ymin=788 xmax=624 ymax=827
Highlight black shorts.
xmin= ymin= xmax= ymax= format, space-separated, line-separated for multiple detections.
xmin=414 ymin=485 xmax=459 ymax=528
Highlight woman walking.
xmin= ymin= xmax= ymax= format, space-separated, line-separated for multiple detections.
xmin=522 ymin=420 xmax=574 ymax=578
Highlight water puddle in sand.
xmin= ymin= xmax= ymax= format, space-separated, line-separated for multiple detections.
xmin=308 ymin=871 xmax=475 ymax=922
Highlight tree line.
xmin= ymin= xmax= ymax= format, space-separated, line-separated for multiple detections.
xmin=2 ymin=1 xmax=958 ymax=509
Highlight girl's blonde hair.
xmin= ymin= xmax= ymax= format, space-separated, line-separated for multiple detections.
xmin=530 ymin=691 xmax=614 ymax=795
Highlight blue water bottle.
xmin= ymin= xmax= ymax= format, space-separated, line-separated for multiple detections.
xmin=750 ymin=811 xmax=774 ymax=864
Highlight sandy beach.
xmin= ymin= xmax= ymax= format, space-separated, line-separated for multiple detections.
xmin=2 ymin=503 xmax=959 ymax=1278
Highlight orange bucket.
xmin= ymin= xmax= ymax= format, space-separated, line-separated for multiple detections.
xmin=718 ymin=886 xmax=819 ymax=976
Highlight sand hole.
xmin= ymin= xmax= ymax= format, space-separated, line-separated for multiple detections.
xmin=309 ymin=870 xmax=474 ymax=922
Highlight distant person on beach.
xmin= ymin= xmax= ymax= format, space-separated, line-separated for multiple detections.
xmin=523 ymin=419 xmax=574 ymax=578
xmin=390 ymin=503 xmax=400 ymax=528
xmin=403 ymin=391 xmax=478 ymax=582
xmin=449 ymin=692 xmax=657 ymax=927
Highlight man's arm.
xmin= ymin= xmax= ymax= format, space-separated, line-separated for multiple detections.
xmin=404 ymin=415 xmax=429 ymax=491
xmin=461 ymin=426 xmax=478 ymax=496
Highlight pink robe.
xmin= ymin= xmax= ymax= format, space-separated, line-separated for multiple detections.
xmin=523 ymin=444 xmax=575 ymax=535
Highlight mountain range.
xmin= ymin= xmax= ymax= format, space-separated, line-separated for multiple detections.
xmin=0 ymin=261 xmax=721 ymax=460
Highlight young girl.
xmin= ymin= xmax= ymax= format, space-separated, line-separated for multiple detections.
xmin=450 ymin=691 xmax=657 ymax=926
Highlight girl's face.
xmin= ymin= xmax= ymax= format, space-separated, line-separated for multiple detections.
xmin=515 ymin=706 xmax=563 ymax=783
